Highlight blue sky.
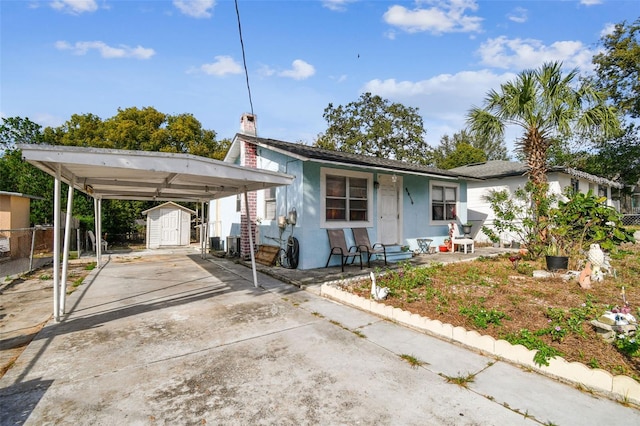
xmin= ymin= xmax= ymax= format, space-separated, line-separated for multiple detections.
xmin=1 ymin=1 xmax=637 ymax=155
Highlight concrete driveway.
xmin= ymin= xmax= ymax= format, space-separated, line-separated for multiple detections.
xmin=1 ymin=248 xmax=638 ymax=425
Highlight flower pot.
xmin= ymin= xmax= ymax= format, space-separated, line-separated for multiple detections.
xmin=545 ymin=255 xmax=569 ymax=272
xmin=439 ymin=245 xmax=449 ymax=252
xmin=461 ymin=225 xmax=472 ymax=237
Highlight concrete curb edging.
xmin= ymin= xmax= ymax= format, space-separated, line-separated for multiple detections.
xmin=319 ymin=280 xmax=640 ymax=407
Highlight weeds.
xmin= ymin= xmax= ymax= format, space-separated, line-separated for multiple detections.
xmin=441 ymin=372 xmax=476 ymax=387
xmin=399 ymin=354 xmax=425 ymax=368
xmin=459 ymin=302 xmax=509 ymax=329
xmin=502 ymin=329 xmax=562 ymax=366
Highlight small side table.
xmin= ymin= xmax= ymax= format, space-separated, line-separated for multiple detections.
xmin=416 ymin=238 xmax=433 ymax=254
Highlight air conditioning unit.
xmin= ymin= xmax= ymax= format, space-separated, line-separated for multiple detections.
xmin=226 ymin=236 xmax=241 ymax=257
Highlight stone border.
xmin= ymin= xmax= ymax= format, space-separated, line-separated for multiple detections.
xmin=320 ymin=278 xmax=640 ymax=407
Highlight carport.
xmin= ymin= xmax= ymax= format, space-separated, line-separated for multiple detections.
xmin=18 ymin=144 xmax=294 ymax=322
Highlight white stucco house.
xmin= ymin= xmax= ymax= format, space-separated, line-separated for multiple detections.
xmin=449 ymin=160 xmax=624 ymax=245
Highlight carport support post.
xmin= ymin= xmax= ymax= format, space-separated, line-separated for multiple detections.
xmin=200 ymin=201 xmax=206 ymax=259
xmin=53 ymin=167 xmax=61 ymax=322
xmin=60 ymin=175 xmax=75 ymax=315
xmin=94 ymin=197 xmax=103 ymax=267
xmin=244 ymin=189 xmax=258 ymax=288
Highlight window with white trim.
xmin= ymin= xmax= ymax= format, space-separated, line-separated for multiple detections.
xmin=264 ymin=187 xmax=276 ymax=220
xmin=321 ymin=168 xmax=372 ymax=227
xmin=598 ymin=185 xmax=608 ymax=199
xmin=431 ymin=183 xmax=457 ymax=221
xmin=570 ymin=178 xmax=579 ymax=193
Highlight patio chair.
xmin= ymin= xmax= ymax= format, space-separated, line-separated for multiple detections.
xmin=88 ymin=230 xmax=108 ymax=252
xmin=352 ymin=228 xmax=387 ymax=267
xmin=448 ymin=223 xmax=474 ymax=254
xmin=325 ymin=229 xmax=362 ymax=272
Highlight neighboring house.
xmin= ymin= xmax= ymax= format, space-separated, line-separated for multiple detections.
xmin=0 ymin=191 xmax=44 ymax=257
xmin=449 ymin=160 xmax=625 ymax=245
xmin=142 ymin=202 xmax=195 ymax=249
xmin=210 ymin=114 xmax=475 ymax=270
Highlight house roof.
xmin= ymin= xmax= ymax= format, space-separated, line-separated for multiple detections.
xmin=449 ymin=160 xmax=624 ymax=189
xmin=142 ymin=201 xmax=196 ymax=215
xmin=228 ymin=134 xmax=475 ymax=181
xmin=0 ymin=191 xmax=45 ymax=200
xmin=18 ymin=144 xmax=295 ymax=202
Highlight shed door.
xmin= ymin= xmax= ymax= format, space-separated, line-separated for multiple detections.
xmin=160 ymin=209 xmax=180 ymax=246
xmin=378 ymin=175 xmax=401 ymax=245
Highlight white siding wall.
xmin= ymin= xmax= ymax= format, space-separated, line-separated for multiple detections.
xmin=146 ymin=210 xmax=161 ymax=249
xmin=180 ymin=210 xmax=190 ymax=246
xmin=472 ymin=172 xmax=619 ymax=244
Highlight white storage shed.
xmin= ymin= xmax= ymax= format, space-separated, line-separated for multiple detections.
xmin=143 ymin=202 xmax=195 ymax=249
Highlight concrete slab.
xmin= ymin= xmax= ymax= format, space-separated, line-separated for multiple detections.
xmin=470 ymin=361 xmax=640 ymax=426
xmin=2 ymin=250 xmax=639 ymax=425
xmin=363 ymin=320 xmax=493 ymax=379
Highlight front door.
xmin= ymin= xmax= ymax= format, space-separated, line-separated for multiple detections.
xmin=160 ymin=209 xmax=180 ymax=246
xmin=377 ymin=175 xmax=402 ymax=245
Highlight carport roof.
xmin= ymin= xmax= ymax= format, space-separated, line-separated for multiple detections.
xmin=18 ymin=144 xmax=294 ymax=202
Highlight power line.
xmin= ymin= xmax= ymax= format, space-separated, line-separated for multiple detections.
xmin=234 ymin=0 xmax=254 ymax=119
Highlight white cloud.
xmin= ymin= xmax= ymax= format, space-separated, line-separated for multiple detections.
xmin=476 ymin=36 xmax=596 ymax=72
xmin=322 ymin=0 xmax=356 ymax=12
xmin=257 ymin=64 xmax=276 ymax=77
xmin=278 ymin=60 xmax=316 ymax=80
xmin=199 ymin=55 xmax=242 ymax=76
xmin=55 ymin=40 xmax=155 ymax=59
xmin=173 ymin=0 xmax=215 ymax=18
xmin=507 ymin=7 xmax=528 ymax=24
xmin=600 ymin=23 xmax=617 ymax=38
xmin=383 ymin=0 xmax=483 ymax=35
xmin=362 ymin=69 xmax=516 ymax=144
xmin=580 ymin=0 xmax=603 ymax=5
xmin=50 ymin=0 xmax=98 ymax=14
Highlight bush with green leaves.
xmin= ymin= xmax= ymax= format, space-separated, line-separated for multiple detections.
xmin=485 ymin=184 xmax=635 ymax=259
xmin=483 ymin=181 xmax=555 ymax=259
xmin=549 ymin=189 xmax=635 ymax=253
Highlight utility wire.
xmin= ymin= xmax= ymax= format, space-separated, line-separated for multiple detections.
xmin=235 ymin=0 xmax=255 ymax=119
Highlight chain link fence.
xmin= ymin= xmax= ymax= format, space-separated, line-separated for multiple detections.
xmin=0 ymin=226 xmax=57 ymax=278
xmin=622 ymin=214 xmax=640 ymax=226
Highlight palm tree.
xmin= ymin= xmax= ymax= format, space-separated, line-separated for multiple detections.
xmin=467 ymin=61 xmax=620 ymax=188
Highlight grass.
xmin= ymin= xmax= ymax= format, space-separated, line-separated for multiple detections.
xmin=399 ymin=353 xmax=425 ymax=368
xmin=344 ymin=242 xmax=640 ymax=381
xmin=440 ymin=372 xmax=476 ymax=387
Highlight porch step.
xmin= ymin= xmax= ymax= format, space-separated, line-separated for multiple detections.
xmin=378 ymin=245 xmax=413 ymax=263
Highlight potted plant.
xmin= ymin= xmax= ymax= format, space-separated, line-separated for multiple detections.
xmin=461 ymin=222 xmax=473 ymax=237
xmin=545 ymin=242 xmax=569 ymax=271
xmin=544 ymin=224 xmax=571 ymax=271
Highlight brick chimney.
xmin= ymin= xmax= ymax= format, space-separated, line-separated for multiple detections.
xmin=239 ymin=125 xmax=258 ymax=259
xmin=240 ymin=113 xmax=257 ymax=136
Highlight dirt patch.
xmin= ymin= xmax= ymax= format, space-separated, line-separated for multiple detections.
xmin=343 ymin=243 xmax=640 ymax=381
xmin=0 ymin=262 xmax=94 ymax=378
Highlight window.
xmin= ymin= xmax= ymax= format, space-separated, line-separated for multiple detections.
xmin=321 ymin=168 xmax=372 ymax=227
xmin=570 ymin=178 xmax=579 ymax=193
xmin=235 ymin=194 xmax=241 ymax=212
xmin=264 ymin=187 xmax=276 ymax=220
xmin=598 ymin=185 xmax=608 ymax=199
xmin=431 ymin=184 xmax=457 ymax=221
